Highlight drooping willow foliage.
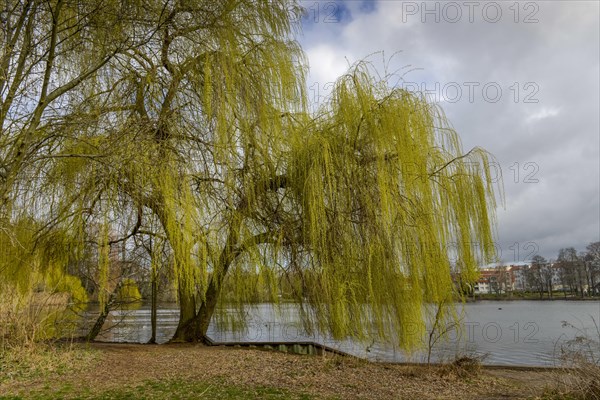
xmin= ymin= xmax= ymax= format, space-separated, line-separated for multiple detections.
xmin=1 ymin=0 xmax=499 ymax=348
xmin=209 ymin=62 xmax=499 ymax=348
xmin=281 ymin=67 xmax=498 ymax=346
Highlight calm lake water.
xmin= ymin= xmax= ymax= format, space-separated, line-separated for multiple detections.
xmin=90 ymin=300 xmax=600 ymax=366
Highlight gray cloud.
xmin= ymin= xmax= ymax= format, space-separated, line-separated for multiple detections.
xmin=297 ymin=0 xmax=600 ymax=260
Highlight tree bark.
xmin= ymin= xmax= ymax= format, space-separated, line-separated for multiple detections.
xmin=148 ymin=269 xmax=158 ymax=344
xmin=169 ymin=212 xmax=244 ymax=342
xmin=86 ymin=280 xmax=123 ymax=341
xmin=86 ymin=301 xmax=110 ymax=341
xmin=196 ymin=277 xmax=223 ymax=339
xmin=169 ymin=260 xmax=230 ymax=343
xmin=170 ymin=285 xmax=199 ymax=342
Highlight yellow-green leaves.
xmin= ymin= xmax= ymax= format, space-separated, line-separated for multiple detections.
xmin=280 ymin=63 xmax=499 ymax=348
xmin=0 ymin=1 xmax=498 ymax=348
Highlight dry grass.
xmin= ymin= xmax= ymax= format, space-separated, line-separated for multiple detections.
xmin=438 ymin=356 xmax=484 ymax=379
xmin=0 ymin=343 xmax=561 ymax=400
xmin=533 ymin=363 xmax=600 ymax=400
xmin=0 ymin=342 xmax=98 ymax=385
xmin=537 ymin=317 xmax=600 ymax=400
xmin=0 ymin=289 xmax=74 ymax=348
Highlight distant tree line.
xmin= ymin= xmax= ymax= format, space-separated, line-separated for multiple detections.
xmin=526 ymin=242 xmax=600 ymax=298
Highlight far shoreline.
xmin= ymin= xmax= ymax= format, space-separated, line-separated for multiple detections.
xmin=465 ymin=295 xmax=600 ymax=302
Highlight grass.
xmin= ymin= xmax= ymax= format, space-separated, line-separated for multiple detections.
xmin=0 ymin=342 xmax=583 ymax=400
xmin=438 ymin=356 xmax=483 ymax=380
xmin=0 ymin=344 xmax=321 ymax=399
xmin=1 ymin=378 xmax=318 ymax=400
xmin=0 ymin=343 xmax=97 ymax=385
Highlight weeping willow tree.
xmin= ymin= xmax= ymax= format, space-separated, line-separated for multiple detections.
xmin=164 ymin=62 xmax=499 ymax=346
xmin=1 ymin=0 xmax=499 ymax=349
xmin=0 ymin=0 xmax=157 ymax=327
xmin=281 ymin=67 xmax=498 ymax=346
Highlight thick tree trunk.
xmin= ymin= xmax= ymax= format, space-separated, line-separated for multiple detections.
xmin=195 ymin=278 xmax=222 ymax=339
xmin=170 ymin=210 xmax=243 ymax=343
xmin=170 ymin=257 xmax=234 ymax=343
xmin=169 ymin=273 xmax=226 ymax=343
xmin=170 ymin=286 xmax=198 ymax=342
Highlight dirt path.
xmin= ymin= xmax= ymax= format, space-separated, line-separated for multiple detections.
xmin=4 ymin=343 xmax=560 ymax=399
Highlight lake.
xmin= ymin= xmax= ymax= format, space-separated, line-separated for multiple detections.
xmin=90 ymin=300 xmax=600 ymax=367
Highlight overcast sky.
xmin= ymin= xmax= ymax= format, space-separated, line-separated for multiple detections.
xmin=295 ymin=0 xmax=600 ymax=263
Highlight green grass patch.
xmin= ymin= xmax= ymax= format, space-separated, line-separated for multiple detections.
xmin=0 ymin=344 xmax=98 ymax=385
xmin=3 ymin=378 xmax=317 ymax=400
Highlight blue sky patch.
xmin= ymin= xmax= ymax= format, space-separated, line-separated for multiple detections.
xmin=359 ymin=0 xmax=377 ymax=14
xmin=301 ymin=1 xmax=353 ymax=27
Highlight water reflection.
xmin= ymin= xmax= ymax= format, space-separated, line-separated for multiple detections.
xmin=84 ymin=300 xmax=600 ymax=366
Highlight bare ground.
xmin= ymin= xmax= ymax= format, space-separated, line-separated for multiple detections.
xmin=2 ymin=342 xmax=561 ymax=399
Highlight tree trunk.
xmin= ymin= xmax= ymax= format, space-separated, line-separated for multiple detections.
xmin=86 ymin=301 xmax=110 ymax=341
xmin=170 ymin=210 xmax=243 ymax=343
xmin=151 ymin=203 xmax=203 ymax=342
xmin=195 ymin=278 xmax=222 ymax=339
xmin=86 ymin=281 xmax=122 ymax=341
xmin=148 ymin=269 xmax=158 ymax=344
xmin=170 ymin=254 xmax=235 ymax=343
xmin=170 ymin=285 xmax=198 ymax=342
xmin=169 ymin=270 xmax=226 ymax=343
